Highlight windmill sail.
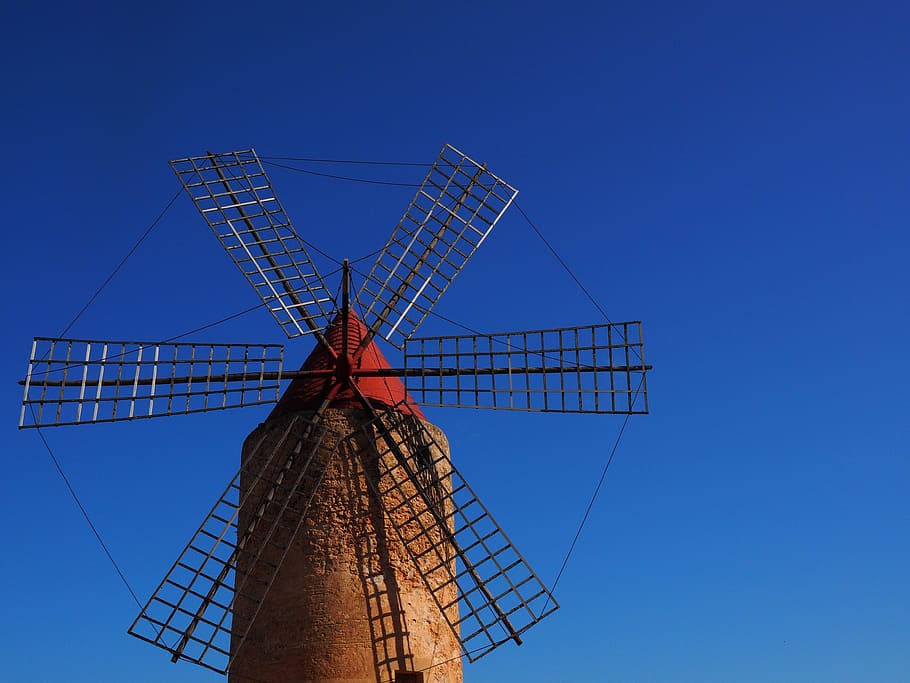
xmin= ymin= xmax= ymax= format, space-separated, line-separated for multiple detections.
xmin=171 ymin=149 xmax=335 ymax=338
xmin=129 ymin=414 xmax=330 ymax=674
xmin=404 ymin=322 xmax=649 ymax=414
xmin=349 ymin=402 xmax=558 ymax=662
xmin=19 ymin=338 xmax=284 ymax=428
xmin=358 ymin=144 xmax=518 ymax=348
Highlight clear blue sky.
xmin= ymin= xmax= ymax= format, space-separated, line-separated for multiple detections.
xmin=2 ymin=2 xmax=907 ymax=681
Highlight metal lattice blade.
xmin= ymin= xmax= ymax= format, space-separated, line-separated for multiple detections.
xmin=404 ymin=322 xmax=650 ymax=414
xmin=172 ymin=149 xmax=336 ymax=338
xmin=347 ymin=401 xmax=558 ymax=662
xmin=129 ymin=414 xmax=331 ymax=674
xmin=358 ymin=144 xmax=518 ymax=349
xmin=19 ymin=338 xmax=284 ymax=428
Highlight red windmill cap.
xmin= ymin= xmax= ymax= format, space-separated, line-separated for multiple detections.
xmin=270 ymin=310 xmax=425 ymax=420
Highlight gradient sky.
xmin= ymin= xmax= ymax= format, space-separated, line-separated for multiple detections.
xmin=1 ymin=2 xmax=908 ymax=682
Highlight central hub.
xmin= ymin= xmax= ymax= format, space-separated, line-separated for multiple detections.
xmin=335 ymin=354 xmax=355 ymax=383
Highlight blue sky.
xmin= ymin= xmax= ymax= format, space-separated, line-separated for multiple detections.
xmin=1 ymin=2 xmax=908 ymax=681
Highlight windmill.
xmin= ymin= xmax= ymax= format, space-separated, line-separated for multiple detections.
xmin=18 ymin=145 xmax=651 ymax=682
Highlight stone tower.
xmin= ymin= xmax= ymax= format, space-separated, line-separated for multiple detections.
xmin=228 ymin=311 xmax=462 ymax=683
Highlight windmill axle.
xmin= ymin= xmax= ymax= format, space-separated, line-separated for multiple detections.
xmin=333 ymin=353 xmax=355 ymax=382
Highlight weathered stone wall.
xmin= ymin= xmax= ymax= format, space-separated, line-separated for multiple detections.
xmin=229 ymin=408 xmax=462 ymax=683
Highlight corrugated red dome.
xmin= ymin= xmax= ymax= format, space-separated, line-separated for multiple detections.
xmin=270 ymin=311 xmax=424 ymax=419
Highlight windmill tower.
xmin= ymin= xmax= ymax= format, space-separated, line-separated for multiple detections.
xmin=19 ymin=145 xmax=651 ymax=682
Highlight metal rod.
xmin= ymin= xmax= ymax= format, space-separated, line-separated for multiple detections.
xmin=20 ymin=364 xmax=652 ymax=389
xmin=341 ymin=258 xmax=350 ymax=355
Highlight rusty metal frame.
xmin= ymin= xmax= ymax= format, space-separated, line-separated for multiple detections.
xmin=347 ymin=401 xmax=558 ymax=662
xmin=172 ymin=149 xmax=336 ymax=338
xmin=19 ymin=338 xmax=284 ymax=428
xmin=403 ymin=322 xmax=649 ymax=414
xmin=357 ymin=144 xmax=518 ymax=349
xmin=129 ymin=414 xmax=330 ymax=674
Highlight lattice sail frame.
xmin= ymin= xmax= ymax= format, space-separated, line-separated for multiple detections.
xmin=129 ymin=414 xmax=330 ymax=674
xmin=20 ymin=338 xmax=283 ymax=428
xmin=358 ymin=143 xmax=518 ymax=349
xmin=404 ymin=322 xmax=648 ymax=414
xmin=349 ymin=402 xmax=559 ymax=661
xmin=172 ymin=149 xmax=336 ymax=338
